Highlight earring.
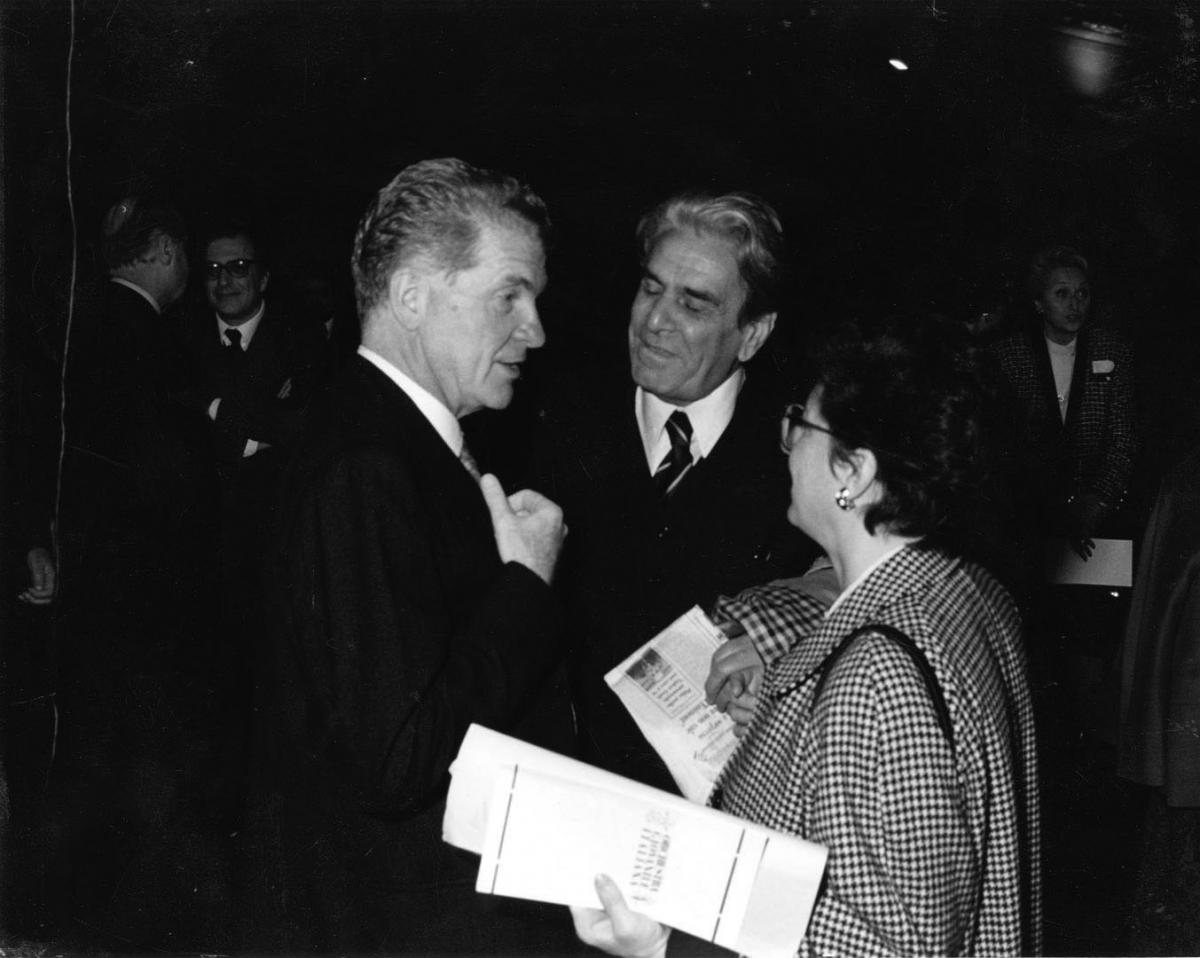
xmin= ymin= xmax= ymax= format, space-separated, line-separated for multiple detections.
xmin=835 ymin=487 xmax=854 ymax=511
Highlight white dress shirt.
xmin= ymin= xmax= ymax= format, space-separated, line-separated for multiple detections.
xmin=635 ymin=367 xmax=744 ymax=474
xmin=218 ymin=301 xmax=266 ymax=349
xmin=1046 ymin=335 xmax=1076 ymax=423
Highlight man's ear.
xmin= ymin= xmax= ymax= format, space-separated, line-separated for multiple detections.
xmin=386 ymin=268 xmax=426 ymax=330
xmin=736 ymin=311 xmax=777 ymax=363
xmin=150 ymin=231 xmax=175 ymax=265
xmin=258 ymin=270 xmax=271 ymax=294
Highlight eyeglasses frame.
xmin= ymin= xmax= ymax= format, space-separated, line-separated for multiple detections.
xmin=203 ymin=258 xmax=258 ymax=281
xmin=779 ymin=402 xmax=839 ymax=453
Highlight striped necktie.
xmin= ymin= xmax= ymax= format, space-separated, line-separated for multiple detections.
xmin=459 ymin=442 xmax=483 ymax=482
xmin=653 ymin=410 xmax=693 ymax=497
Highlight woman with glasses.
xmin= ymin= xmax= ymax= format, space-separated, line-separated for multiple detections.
xmin=573 ymin=314 xmax=1040 ymax=957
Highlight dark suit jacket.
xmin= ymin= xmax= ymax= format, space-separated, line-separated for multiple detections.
xmin=989 ymin=325 xmax=1137 ymax=528
xmin=176 ymin=301 xmax=328 ymax=468
xmin=1118 ymin=445 xmax=1200 ymax=806
xmin=176 ymin=302 xmax=330 ymax=699
xmin=533 ymin=369 xmax=815 ymax=792
xmin=59 ymin=280 xmax=215 ymax=642
xmin=63 ymin=281 xmax=212 ymax=540
xmin=246 ymin=356 xmax=574 ymax=954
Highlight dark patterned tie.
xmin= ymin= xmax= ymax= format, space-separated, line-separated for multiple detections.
xmin=225 ymin=327 xmax=243 ymax=354
xmin=459 ymin=441 xmax=483 ymax=482
xmin=653 ymin=410 xmax=693 ymax=497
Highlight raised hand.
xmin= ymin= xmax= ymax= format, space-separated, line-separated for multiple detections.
xmin=705 ymin=635 xmax=764 ymax=735
xmin=480 ymin=473 xmax=566 ymax=585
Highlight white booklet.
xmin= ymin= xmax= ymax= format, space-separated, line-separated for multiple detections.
xmin=444 ymin=724 xmax=827 ymax=958
xmin=1043 ymin=537 xmax=1133 ymax=587
xmin=605 ymin=605 xmax=740 ymax=803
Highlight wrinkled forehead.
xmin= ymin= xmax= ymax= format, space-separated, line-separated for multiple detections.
xmin=648 ymin=227 xmax=743 ymax=287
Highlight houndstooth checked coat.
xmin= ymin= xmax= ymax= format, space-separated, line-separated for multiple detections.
xmin=988 ymin=325 xmax=1136 ymax=522
xmin=716 ymin=545 xmax=1041 ymax=956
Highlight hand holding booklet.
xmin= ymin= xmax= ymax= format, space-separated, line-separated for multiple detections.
xmin=604 ymin=605 xmax=740 ymax=803
xmin=443 ymin=725 xmax=827 ymax=958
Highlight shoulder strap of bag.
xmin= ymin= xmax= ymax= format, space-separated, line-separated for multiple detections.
xmin=811 ymin=622 xmax=954 ymax=751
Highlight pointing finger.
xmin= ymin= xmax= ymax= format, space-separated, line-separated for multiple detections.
xmin=479 ymin=473 xmax=513 ymax=522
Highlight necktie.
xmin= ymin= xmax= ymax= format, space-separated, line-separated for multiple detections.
xmin=653 ymin=410 xmax=693 ymax=497
xmin=459 ymin=442 xmax=483 ymax=482
xmin=225 ymin=328 xmax=243 ymax=353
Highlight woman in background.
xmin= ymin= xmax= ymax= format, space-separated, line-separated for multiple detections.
xmin=989 ymin=245 xmax=1137 ymax=561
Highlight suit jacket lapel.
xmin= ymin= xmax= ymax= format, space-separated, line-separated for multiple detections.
xmin=1062 ymin=326 xmax=1090 ymax=435
xmin=1029 ymin=329 xmax=1064 ymax=434
xmin=359 ymin=358 xmax=490 ymax=535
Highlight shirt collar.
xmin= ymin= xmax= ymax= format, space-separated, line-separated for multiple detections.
xmin=217 ymin=301 xmax=267 ymax=349
xmin=357 ymin=345 xmax=463 ymax=455
xmin=109 ymin=276 xmax=160 ymax=315
xmin=635 ymin=367 xmax=744 ymax=470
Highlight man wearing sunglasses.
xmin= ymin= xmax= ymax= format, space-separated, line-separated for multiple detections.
xmin=176 ymin=221 xmax=329 ymax=836
xmin=179 ymin=222 xmax=328 ymax=467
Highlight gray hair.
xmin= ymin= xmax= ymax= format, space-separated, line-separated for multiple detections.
xmin=351 ymin=157 xmax=550 ymax=316
xmin=635 ymin=191 xmax=786 ymax=325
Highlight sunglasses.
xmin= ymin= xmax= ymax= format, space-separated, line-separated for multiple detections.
xmin=780 ymin=403 xmax=838 ymax=453
xmin=204 ymin=258 xmax=257 ymax=281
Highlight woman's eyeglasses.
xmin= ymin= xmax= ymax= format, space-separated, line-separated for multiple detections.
xmin=203 ymin=258 xmax=257 ymax=281
xmin=780 ymin=403 xmax=837 ymax=452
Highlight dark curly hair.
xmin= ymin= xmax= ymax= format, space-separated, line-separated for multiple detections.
xmin=815 ymin=313 xmax=985 ymax=539
xmin=350 ymin=157 xmax=551 ymax=317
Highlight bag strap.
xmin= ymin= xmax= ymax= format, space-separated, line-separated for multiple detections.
xmin=811 ymin=622 xmax=954 ymax=752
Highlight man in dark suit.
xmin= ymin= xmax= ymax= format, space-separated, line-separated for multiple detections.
xmin=177 ymin=225 xmax=327 ymax=655
xmin=535 ymin=192 xmax=815 ymax=793
xmin=51 ymin=195 xmax=217 ymax=946
xmin=245 ymin=158 xmax=572 ymax=954
xmin=176 ymin=222 xmax=330 ymax=835
xmin=179 ymin=223 xmax=328 ymax=472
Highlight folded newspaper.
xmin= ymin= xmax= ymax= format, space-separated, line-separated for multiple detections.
xmin=605 ymin=605 xmax=740 ymax=803
xmin=443 ymin=724 xmax=827 ymax=958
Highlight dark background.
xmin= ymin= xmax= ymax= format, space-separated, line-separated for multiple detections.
xmin=3 ymin=2 xmax=1200 ymax=953
xmin=6 ymin=0 xmax=1200 ymax=537
xmin=7 ymin=0 xmax=1200 ymax=506
xmin=5 ymin=0 xmax=1200 ymax=363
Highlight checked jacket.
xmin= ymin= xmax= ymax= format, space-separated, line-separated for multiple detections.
xmin=989 ymin=325 xmax=1136 ymax=522
xmin=715 ymin=545 xmax=1041 ymax=957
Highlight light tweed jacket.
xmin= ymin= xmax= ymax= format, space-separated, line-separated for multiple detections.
xmin=715 ymin=546 xmax=1040 ymax=957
